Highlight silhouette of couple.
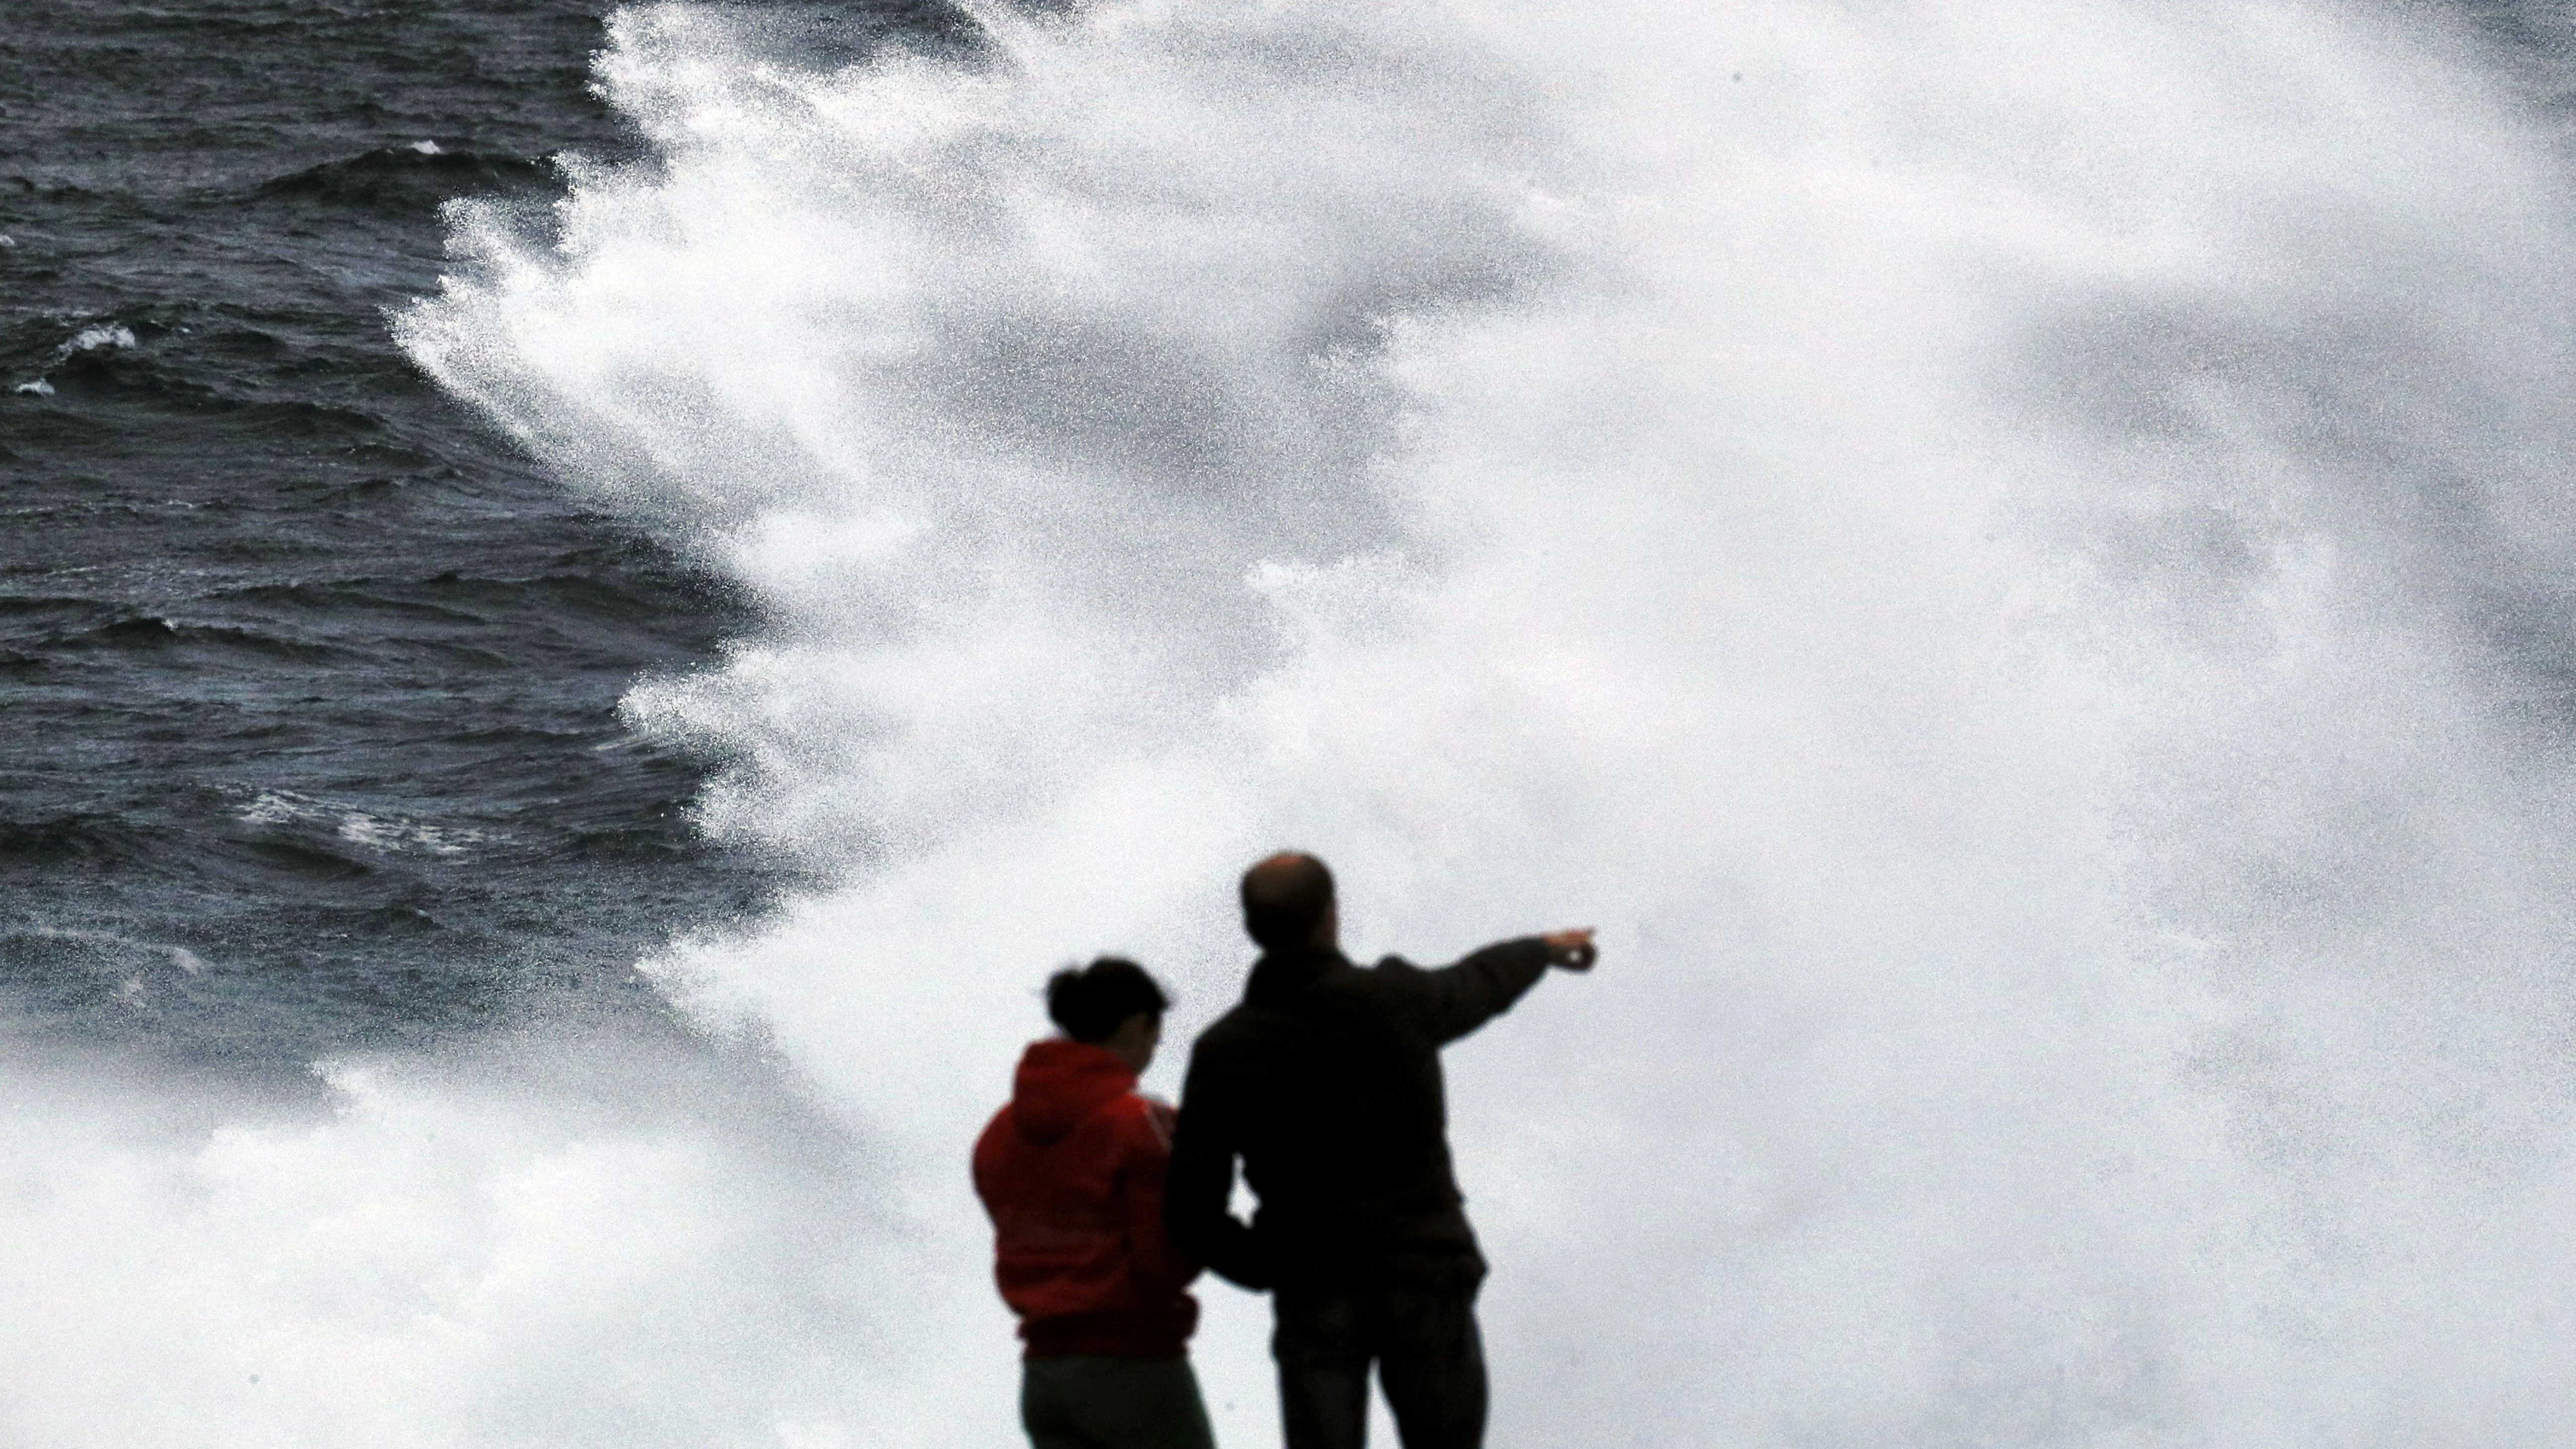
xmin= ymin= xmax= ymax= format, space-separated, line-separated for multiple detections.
xmin=974 ymin=852 xmax=1597 ymax=1449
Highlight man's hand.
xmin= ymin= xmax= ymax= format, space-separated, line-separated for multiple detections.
xmin=1540 ymin=927 xmax=1597 ymax=972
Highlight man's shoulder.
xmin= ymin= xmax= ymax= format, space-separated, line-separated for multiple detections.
xmin=1325 ymin=953 xmax=1441 ymax=1004
xmin=1191 ymin=1001 xmax=1268 ymax=1053
xmin=1355 ymin=953 xmax=1428 ymax=982
xmin=1183 ymin=993 xmax=1322 ymax=1075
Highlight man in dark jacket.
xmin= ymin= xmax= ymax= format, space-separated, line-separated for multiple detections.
xmin=1166 ymin=852 xmax=1596 ymax=1449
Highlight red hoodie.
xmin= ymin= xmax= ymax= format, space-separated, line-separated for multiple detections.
xmin=971 ymin=1039 xmax=1201 ymax=1359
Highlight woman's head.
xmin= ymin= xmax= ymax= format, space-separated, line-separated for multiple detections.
xmin=1045 ymin=956 xmax=1170 ymax=1073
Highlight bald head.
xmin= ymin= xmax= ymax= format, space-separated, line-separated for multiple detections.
xmin=1241 ymin=851 xmax=1337 ymax=951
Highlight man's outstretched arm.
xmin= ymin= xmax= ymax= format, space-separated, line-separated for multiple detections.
xmin=1384 ymin=927 xmax=1598 ymax=1045
xmin=1165 ymin=1052 xmax=1271 ymax=1291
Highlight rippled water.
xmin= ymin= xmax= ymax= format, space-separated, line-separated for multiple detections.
xmin=0 ymin=1 xmax=824 ymax=1060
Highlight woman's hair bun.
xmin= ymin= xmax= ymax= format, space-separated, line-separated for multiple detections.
xmin=1045 ymin=956 xmax=1171 ymax=1043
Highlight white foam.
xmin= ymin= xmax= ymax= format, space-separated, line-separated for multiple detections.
xmin=241 ymin=789 xmax=492 ymax=859
xmin=62 ymin=324 xmax=137 ymax=356
xmin=8 ymin=926 xmax=208 ymax=990
xmin=17 ymin=0 xmax=2544 ymax=1441
xmin=0 ymin=1038 xmax=942 ymax=1448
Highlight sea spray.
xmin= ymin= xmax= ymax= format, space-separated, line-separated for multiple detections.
xmin=0 ymin=1029 xmax=887 ymax=1447
xmin=396 ymin=0 xmax=2576 ymax=1442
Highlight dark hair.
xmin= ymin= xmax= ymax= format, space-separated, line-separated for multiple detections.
xmin=1241 ymin=852 xmax=1335 ymax=950
xmin=1045 ymin=956 xmax=1170 ymax=1043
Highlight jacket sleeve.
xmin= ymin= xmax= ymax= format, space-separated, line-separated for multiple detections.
xmin=1121 ymin=1100 xmax=1200 ymax=1292
xmin=1165 ymin=1045 xmax=1272 ymax=1291
xmin=1375 ymin=936 xmax=1554 ymax=1046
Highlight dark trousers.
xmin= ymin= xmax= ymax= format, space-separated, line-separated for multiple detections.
xmin=1020 ymin=1356 xmax=1218 ymax=1449
xmin=1272 ymin=1283 xmax=1487 ymax=1449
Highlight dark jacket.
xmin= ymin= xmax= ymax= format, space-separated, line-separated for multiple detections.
xmin=973 ymin=1039 xmax=1202 ymax=1359
xmin=1164 ymin=937 xmax=1553 ymax=1293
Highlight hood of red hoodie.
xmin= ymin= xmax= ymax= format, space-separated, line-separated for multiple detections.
xmin=1008 ymin=1038 xmax=1137 ymax=1145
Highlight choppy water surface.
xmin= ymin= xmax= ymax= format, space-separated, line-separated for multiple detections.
xmin=16 ymin=1 xmax=2576 ymax=1445
xmin=0 ymin=1 xmax=805 ymax=1059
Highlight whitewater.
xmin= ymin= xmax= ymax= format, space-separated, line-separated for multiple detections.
xmin=13 ymin=0 xmax=2576 ymax=1443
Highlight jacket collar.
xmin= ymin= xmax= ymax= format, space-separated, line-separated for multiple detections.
xmin=1245 ymin=944 xmax=1351 ymax=1005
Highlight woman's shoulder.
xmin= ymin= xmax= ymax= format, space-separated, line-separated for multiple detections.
xmin=1093 ymin=1091 xmax=1178 ymax=1151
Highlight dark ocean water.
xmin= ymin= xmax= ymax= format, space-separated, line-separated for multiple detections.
xmin=0 ymin=2 xmax=858 ymax=1065
xmin=0 ymin=0 xmax=2568 ymax=1063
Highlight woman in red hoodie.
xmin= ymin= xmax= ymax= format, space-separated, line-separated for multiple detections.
xmin=973 ymin=957 xmax=1217 ymax=1449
